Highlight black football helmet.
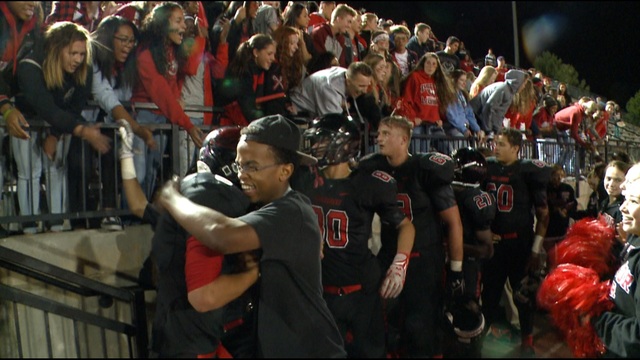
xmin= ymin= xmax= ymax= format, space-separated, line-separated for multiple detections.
xmin=199 ymin=126 xmax=241 ymax=184
xmin=443 ymin=296 xmax=486 ymax=346
xmin=451 ymin=147 xmax=488 ymax=186
xmin=302 ymin=113 xmax=361 ymax=167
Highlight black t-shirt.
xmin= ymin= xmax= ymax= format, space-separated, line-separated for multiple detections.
xmin=239 ymin=190 xmax=346 ymax=358
xmin=436 ymin=50 xmax=460 ymax=75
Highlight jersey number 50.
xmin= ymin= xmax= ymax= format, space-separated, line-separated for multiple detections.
xmin=312 ymin=205 xmax=349 ymax=248
xmin=485 ymin=183 xmax=514 ymax=212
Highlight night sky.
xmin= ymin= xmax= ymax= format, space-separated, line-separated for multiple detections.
xmin=349 ymin=1 xmax=640 ymax=107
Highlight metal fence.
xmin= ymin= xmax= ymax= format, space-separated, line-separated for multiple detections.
xmin=0 ymin=246 xmax=148 ymax=358
xmin=2 ymin=108 xmax=640 ymax=230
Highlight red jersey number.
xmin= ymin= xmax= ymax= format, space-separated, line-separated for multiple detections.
xmin=486 ymin=183 xmax=514 ymax=212
xmin=474 ymin=192 xmax=493 ymax=210
xmin=396 ymin=193 xmax=413 ymax=222
xmin=313 ymin=205 xmax=350 ymax=248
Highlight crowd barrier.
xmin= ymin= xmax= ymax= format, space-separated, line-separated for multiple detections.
xmin=1 ymin=107 xmax=638 ymax=231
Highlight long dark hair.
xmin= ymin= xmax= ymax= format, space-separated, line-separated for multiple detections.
xmin=227 ymin=33 xmax=275 ymax=78
xmin=282 ymin=2 xmax=307 ymax=29
xmin=403 ymin=52 xmax=457 ymax=117
xmin=138 ymin=2 xmax=188 ymax=76
xmin=91 ymin=15 xmax=139 ymax=89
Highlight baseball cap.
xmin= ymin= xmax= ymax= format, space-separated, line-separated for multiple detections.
xmin=242 ymin=115 xmax=318 ymax=166
xmin=497 ymin=56 xmax=505 ymax=62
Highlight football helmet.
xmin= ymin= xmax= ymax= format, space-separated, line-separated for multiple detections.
xmin=443 ymin=295 xmax=486 ymax=346
xmin=451 ymin=147 xmax=488 ymax=186
xmin=199 ymin=126 xmax=241 ymax=184
xmin=302 ymin=113 xmax=361 ymax=167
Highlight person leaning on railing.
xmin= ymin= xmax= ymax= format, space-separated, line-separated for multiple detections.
xmin=14 ymin=21 xmax=110 ymax=233
xmin=0 ymin=1 xmax=42 ymax=236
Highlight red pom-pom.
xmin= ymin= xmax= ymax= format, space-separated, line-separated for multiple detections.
xmin=548 ymin=216 xmax=616 ymax=277
xmin=537 ymin=263 xmax=614 ymax=357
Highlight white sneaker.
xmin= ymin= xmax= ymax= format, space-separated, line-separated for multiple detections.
xmin=101 ymin=217 xmax=123 ymax=231
xmin=50 ymin=219 xmax=72 ymax=232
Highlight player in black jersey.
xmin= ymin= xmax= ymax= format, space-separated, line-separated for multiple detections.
xmin=117 ymin=121 xmax=256 ymax=357
xmin=481 ymin=127 xmax=550 ymax=356
xmin=451 ymin=147 xmax=496 ymax=300
xmin=358 ymin=115 xmax=464 ymax=358
xmin=293 ymin=113 xmax=415 ymax=357
xmin=447 ymin=147 xmax=496 ymax=357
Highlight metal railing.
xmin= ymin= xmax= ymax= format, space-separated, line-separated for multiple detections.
xmin=0 ymin=246 xmax=148 ymax=358
xmin=2 ymin=104 xmax=640 ymax=229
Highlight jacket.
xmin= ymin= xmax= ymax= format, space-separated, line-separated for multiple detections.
xmin=469 ymin=69 xmax=527 ymax=133
xmin=0 ymin=2 xmax=40 ymax=109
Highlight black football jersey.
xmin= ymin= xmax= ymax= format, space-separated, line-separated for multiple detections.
xmin=150 ymin=172 xmax=250 ymax=356
xmin=294 ymin=166 xmax=406 ymax=287
xmin=455 ymin=186 xmax=496 ymax=248
xmin=482 ymin=157 xmax=550 ymax=236
xmin=359 ymin=152 xmax=457 ymax=260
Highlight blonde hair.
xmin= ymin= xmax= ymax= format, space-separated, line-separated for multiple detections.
xmin=330 ymin=4 xmax=357 ymax=23
xmin=380 ymin=115 xmax=414 ymax=139
xmin=363 ymin=53 xmax=389 ymax=105
xmin=43 ymin=21 xmax=92 ymax=89
xmin=470 ymin=65 xmax=497 ymax=98
xmin=510 ymin=79 xmax=536 ymax=114
xmin=580 ymin=99 xmax=598 ymax=115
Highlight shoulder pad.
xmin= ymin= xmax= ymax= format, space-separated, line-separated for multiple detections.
xmin=418 ymin=152 xmax=455 ymax=185
xmin=521 ymin=159 xmax=552 ymax=187
xmin=353 ymin=168 xmax=397 ymax=189
xmin=356 ymin=153 xmax=387 ymax=171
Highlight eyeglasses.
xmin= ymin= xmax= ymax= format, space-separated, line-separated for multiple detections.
xmin=114 ymin=36 xmax=137 ymax=46
xmin=233 ymin=161 xmax=281 ymax=174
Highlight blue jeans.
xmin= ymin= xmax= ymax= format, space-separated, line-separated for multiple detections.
xmin=11 ymin=133 xmax=70 ymax=217
xmin=133 ymin=110 xmax=168 ymax=200
xmin=178 ymin=117 xmax=203 ymax=177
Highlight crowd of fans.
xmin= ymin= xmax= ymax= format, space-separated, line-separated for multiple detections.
xmin=1 ymin=1 xmax=638 ymax=358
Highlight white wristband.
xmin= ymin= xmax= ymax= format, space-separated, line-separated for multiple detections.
xmin=450 ymin=260 xmax=463 ymax=272
xmin=121 ymin=157 xmax=136 ymax=180
xmin=532 ymin=235 xmax=544 ymax=254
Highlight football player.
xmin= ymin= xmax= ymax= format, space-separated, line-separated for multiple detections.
xmin=480 ymin=127 xmax=550 ymax=356
xmin=358 ymin=115 xmax=464 ymax=358
xmin=447 ymin=147 xmax=496 ymax=357
xmin=293 ymin=113 xmax=415 ymax=357
xmin=118 ymin=121 xmax=256 ymax=357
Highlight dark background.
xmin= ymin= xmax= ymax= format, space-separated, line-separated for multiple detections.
xmin=349 ymin=1 xmax=639 ymax=107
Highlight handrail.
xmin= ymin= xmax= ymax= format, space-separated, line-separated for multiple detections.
xmin=0 ymin=246 xmax=149 ymax=358
xmin=0 ymin=247 xmax=134 ymax=300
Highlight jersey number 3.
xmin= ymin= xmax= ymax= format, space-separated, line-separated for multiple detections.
xmin=312 ymin=205 xmax=349 ymax=248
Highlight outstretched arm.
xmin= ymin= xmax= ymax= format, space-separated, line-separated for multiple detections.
xmin=118 ymin=119 xmax=148 ymax=219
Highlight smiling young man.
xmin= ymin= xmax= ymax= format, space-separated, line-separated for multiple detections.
xmin=290 ymin=61 xmax=373 ymax=120
xmin=157 ymin=115 xmax=346 ymax=358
